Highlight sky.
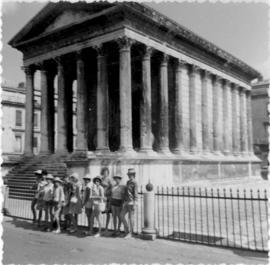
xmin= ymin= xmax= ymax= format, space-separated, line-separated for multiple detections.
xmin=2 ymin=0 xmax=270 ymax=87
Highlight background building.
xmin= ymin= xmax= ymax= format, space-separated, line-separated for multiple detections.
xmin=251 ymin=79 xmax=269 ymax=176
xmin=1 ymin=82 xmax=77 ymax=168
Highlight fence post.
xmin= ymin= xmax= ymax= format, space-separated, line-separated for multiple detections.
xmin=141 ymin=182 xmax=157 ymax=240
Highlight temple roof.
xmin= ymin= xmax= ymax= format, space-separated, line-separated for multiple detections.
xmin=9 ymin=2 xmax=261 ymax=80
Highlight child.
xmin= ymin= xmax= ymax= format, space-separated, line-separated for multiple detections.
xmin=120 ymin=168 xmax=138 ymax=239
xmin=90 ymin=176 xmax=104 ymax=238
xmin=52 ymin=177 xmax=65 ymax=233
xmin=36 ymin=172 xmax=48 ymax=227
xmin=82 ymin=174 xmax=93 ymax=235
xmin=31 ymin=170 xmax=42 ymax=224
xmin=68 ymin=173 xmax=82 ymax=233
xmin=43 ymin=174 xmax=54 ymax=231
xmin=111 ymin=176 xmax=125 ymax=236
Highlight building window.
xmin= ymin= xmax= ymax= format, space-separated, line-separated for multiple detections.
xmin=34 ymin=113 xmax=38 ymax=128
xmin=15 ymin=135 xmax=22 ymax=153
xmin=15 ymin=110 xmax=22 ymax=127
xmin=33 ymin=137 xmax=38 ymax=148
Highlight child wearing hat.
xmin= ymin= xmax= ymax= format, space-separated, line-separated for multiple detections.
xmin=68 ymin=173 xmax=83 ymax=233
xmin=90 ymin=176 xmax=104 ymax=237
xmin=120 ymin=168 xmax=138 ymax=239
xmin=36 ymin=173 xmax=48 ymax=227
xmin=43 ymin=174 xmax=55 ymax=231
xmin=100 ymin=167 xmax=113 ymax=234
xmin=82 ymin=174 xmax=93 ymax=235
xmin=52 ymin=177 xmax=65 ymax=233
xmin=31 ymin=170 xmax=43 ymax=224
xmin=111 ymin=175 xmax=125 ymax=236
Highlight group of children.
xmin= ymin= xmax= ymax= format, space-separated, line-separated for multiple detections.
xmin=31 ymin=167 xmax=138 ymax=239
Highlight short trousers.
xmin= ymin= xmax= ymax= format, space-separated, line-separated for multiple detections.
xmin=111 ymin=198 xmax=123 ymax=207
xmin=122 ymin=202 xmax=136 ymax=213
xmin=44 ymin=200 xmax=54 ymax=210
xmin=85 ymin=207 xmax=92 ymax=216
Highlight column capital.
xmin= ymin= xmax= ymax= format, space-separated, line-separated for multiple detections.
xmin=76 ymin=49 xmax=85 ymax=60
xmin=54 ymin=56 xmax=65 ymax=67
xmin=202 ymin=69 xmax=212 ymax=78
xmin=142 ymin=45 xmax=153 ymax=59
xmin=231 ymin=83 xmax=240 ymax=91
xmin=175 ymin=59 xmax=188 ymax=69
xmin=37 ymin=61 xmax=50 ymax=73
xmin=214 ymin=75 xmax=223 ymax=83
xmin=117 ymin=36 xmax=134 ymax=50
xmin=21 ymin=65 xmax=35 ymax=75
xmin=93 ymin=44 xmax=106 ymax=56
xmin=190 ymin=64 xmax=201 ymax=76
xmin=160 ymin=53 xmax=169 ymax=65
xmin=223 ymin=79 xmax=232 ymax=86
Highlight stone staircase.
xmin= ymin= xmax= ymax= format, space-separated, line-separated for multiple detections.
xmin=6 ymin=154 xmax=68 ymax=200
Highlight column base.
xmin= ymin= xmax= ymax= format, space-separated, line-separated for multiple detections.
xmin=95 ymin=147 xmax=111 ymax=155
xmin=139 ymin=148 xmax=157 ymax=156
xmin=118 ymin=147 xmax=137 ymax=156
xmin=141 ymin=229 xmax=157 ymax=241
xmin=55 ymin=149 xmax=69 ymax=156
xmin=157 ymin=147 xmax=172 ymax=156
xmin=24 ymin=152 xmax=34 ymax=157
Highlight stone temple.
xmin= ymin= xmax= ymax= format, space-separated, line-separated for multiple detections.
xmin=9 ymin=2 xmax=262 ymax=187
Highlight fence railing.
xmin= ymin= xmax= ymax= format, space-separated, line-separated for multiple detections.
xmin=154 ymin=187 xmax=268 ymax=252
xmin=3 ymin=186 xmax=268 ymax=252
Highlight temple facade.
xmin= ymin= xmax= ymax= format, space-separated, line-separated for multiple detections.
xmin=9 ymin=2 xmax=262 ymax=185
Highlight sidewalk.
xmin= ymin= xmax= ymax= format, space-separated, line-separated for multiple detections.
xmin=3 ymin=217 xmax=267 ymax=264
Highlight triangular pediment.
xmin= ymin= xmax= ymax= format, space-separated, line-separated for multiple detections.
xmin=9 ymin=2 xmax=115 ymax=47
xmin=43 ymin=10 xmax=95 ymax=34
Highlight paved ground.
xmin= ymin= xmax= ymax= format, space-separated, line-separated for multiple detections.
xmin=3 ymin=217 xmax=267 ymax=264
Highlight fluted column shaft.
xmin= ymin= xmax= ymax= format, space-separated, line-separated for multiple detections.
xmin=23 ymin=66 xmax=35 ymax=156
xmin=201 ymin=70 xmax=211 ymax=153
xmin=118 ymin=37 xmax=133 ymax=152
xmin=40 ymin=64 xmax=50 ymax=154
xmin=232 ymin=85 xmax=241 ymax=155
xmin=56 ymin=58 xmax=68 ymax=153
xmin=96 ymin=46 xmax=109 ymax=152
xmin=75 ymin=51 xmax=88 ymax=152
xmin=213 ymin=76 xmax=223 ymax=153
xmin=140 ymin=46 xmax=153 ymax=152
xmin=246 ymin=90 xmax=254 ymax=155
xmin=189 ymin=65 xmax=202 ymax=153
xmin=158 ymin=54 xmax=170 ymax=153
xmin=173 ymin=60 xmax=188 ymax=153
xmin=223 ymin=80 xmax=232 ymax=154
xmin=240 ymin=87 xmax=248 ymax=154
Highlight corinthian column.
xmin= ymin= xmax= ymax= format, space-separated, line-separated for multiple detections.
xmin=201 ymin=70 xmax=212 ymax=154
xmin=232 ymin=84 xmax=240 ymax=155
xmin=213 ymin=76 xmax=223 ymax=154
xmin=240 ymin=87 xmax=248 ymax=155
xmin=117 ymin=37 xmax=134 ymax=153
xmin=158 ymin=53 xmax=170 ymax=154
xmin=223 ymin=80 xmax=232 ymax=154
xmin=56 ymin=57 xmax=68 ymax=153
xmin=23 ymin=65 xmax=35 ymax=156
xmin=189 ymin=65 xmax=202 ymax=153
xmin=172 ymin=59 xmax=189 ymax=154
xmin=246 ymin=90 xmax=254 ymax=155
xmin=39 ymin=63 xmax=50 ymax=154
xmin=75 ymin=50 xmax=88 ymax=153
xmin=140 ymin=46 xmax=153 ymax=153
xmin=96 ymin=45 xmax=109 ymax=152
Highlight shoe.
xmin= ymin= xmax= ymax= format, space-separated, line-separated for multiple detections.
xmin=55 ymin=229 xmax=61 ymax=234
xmin=69 ymin=229 xmax=77 ymax=233
xmin=123 ymin=233 xmax=132 ymax=239
xmin=94 ymin=233 xmax=100 ymax=238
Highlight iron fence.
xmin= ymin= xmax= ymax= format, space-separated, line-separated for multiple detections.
xmin=154 ymin=187 xmax=268 ymax=252
xmin=3 ymin=186 xmax=268 ymax=252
